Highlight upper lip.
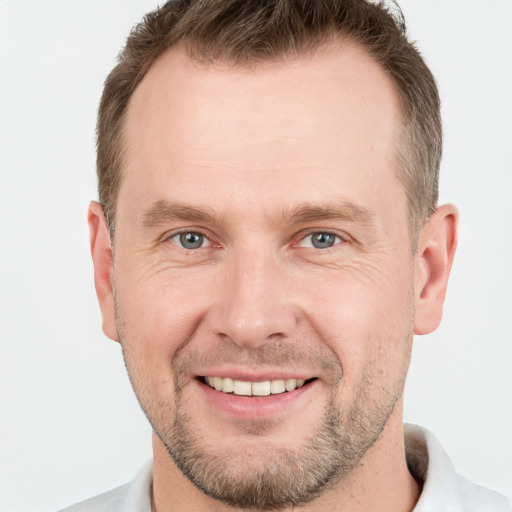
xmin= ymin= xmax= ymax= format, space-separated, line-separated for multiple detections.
xmin=193 ymin=368 xmax=316 ymax=382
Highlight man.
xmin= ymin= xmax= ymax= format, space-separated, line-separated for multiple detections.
xmin=61 ymin=0 xmax=511 ymax=511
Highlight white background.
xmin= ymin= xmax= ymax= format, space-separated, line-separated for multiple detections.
xmin=0 ymin=1 xmax=511 ymax=510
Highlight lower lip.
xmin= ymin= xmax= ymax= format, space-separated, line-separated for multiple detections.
xmin=195 ymin=379 xmax=318 ymax=420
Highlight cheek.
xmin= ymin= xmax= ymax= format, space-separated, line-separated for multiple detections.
xmin=113 ymin=270 xmax=209 ymax=419
xmin=115 ymin=256 xmax=210 ymax=332
xmin=296 ymin=256 xmax=415 ymax=383
xmin=112 ymin=267 xmax=212 ymax=395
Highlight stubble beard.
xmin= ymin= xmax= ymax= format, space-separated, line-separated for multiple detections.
xmin=120 ymin=344 xmax=405 ymax=511
xmin=164 ymin=402 xmax=346 ymax=510
xmin=115 ymin=290 xmax=413 ymax=511
xmin=159 ymin=387 xmax=400 ymax=511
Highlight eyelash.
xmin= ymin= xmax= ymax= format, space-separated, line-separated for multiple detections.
xmin=166 ymin=229 xmax=346 ymax=251
xmin=167 ymin=230 xmax=213 ymax=250
xmin=295 ymin=231 xmax=344 ymax=250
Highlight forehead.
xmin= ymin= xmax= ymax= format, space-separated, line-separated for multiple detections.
xmin=119 ymin=42 xmax=405 ymax=226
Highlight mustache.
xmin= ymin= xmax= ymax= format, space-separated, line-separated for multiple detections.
xmin=172 ymin=338 xmax=343 ymax=380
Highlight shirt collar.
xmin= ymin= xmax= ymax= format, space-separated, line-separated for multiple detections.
xmin=405 ymin=423 xmax=511 ymax=511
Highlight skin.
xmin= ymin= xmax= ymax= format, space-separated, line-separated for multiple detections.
xmin=89 ymin=41 xmax=458 ymax=512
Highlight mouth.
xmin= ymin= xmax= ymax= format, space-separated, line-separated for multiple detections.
xmin=199 ymin=376 xmax=318 ymax=396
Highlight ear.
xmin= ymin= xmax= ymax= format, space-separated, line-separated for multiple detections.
xmin=88 ymin=202 xmax=119 ymax=342
xmin=414 ymin=204 xmax=459 ymax=335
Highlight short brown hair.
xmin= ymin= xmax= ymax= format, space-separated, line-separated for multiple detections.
xmin=97 ymin=0 xmax=441 ymax=241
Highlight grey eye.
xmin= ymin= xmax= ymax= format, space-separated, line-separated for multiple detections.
xmin=310 ymin=232 xmax=338 ymax=249
xmin=173 ymin=232 xmax=208 ymax=249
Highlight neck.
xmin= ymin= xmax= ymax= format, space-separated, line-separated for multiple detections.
xmin=151 ymin=403 xmax=421 ymax=512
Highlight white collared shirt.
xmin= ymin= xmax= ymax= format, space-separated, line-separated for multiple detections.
xmin=60 ymin=424 xmax=511 ymax=512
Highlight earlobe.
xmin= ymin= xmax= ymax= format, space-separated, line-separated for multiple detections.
xmin=414 ymin=204 xmax=459 ymax=335
xmin=88 ymin=202 xmax=119 ymax=342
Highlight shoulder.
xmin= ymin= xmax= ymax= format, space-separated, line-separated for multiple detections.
xmin=58 ymin=460 xmax=153 ymax=512
xmin=58 ymin=484 xmax=130 ymax=512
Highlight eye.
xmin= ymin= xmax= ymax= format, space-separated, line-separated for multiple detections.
xmin=169 ymin=231 xmax=210 ymax=250
xmin=299 ymin=232 xmax=342 ymax=249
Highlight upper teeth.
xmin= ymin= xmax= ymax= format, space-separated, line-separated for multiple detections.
xmin=204 ymin=377 xmax=306 ymax=396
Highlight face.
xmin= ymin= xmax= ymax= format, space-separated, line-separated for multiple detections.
xmin=102 ymin=44 xmax=421 ymax=509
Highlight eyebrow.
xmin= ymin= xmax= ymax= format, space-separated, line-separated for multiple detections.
xmin=139 ymin=200 xmax=218 ymax=227
xmin=284 ymin=201 xmax=375 ymax=226
xmin=139 ymin=198 xmax=375 ymax=229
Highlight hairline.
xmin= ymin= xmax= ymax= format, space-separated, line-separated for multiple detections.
xmin=108 ymin=39 xmax=428 ymax=252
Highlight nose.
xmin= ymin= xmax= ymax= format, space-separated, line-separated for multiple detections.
xmin=207 ymin=249 xmax=298 ymax=348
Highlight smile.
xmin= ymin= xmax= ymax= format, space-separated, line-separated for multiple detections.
xmin=201 ymin=376 xmax=315 ymax=396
